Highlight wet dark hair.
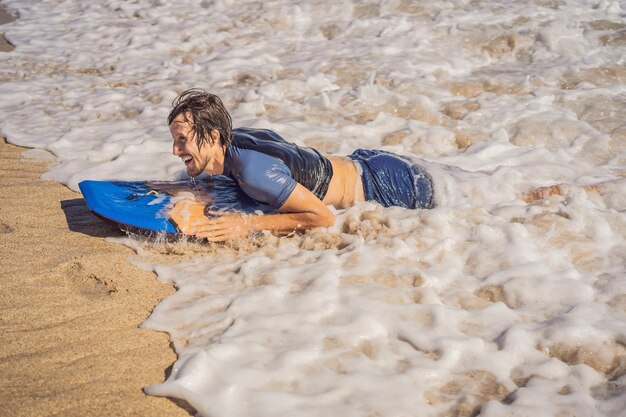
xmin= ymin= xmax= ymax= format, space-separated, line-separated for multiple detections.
xmin=168 ymin=89 xmax=232 ymax=149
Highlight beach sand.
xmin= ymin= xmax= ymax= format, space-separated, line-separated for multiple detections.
xmin=0 ymin=5 xmax=190 ymax=415
xmin=0 ymin=2 xmax=14 ymax=52
xmin=0 ymin=139 xmax=190 ymax=416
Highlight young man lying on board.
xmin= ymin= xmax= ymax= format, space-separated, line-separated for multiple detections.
xmin=168 ymin=89 xmax=610 ymax=242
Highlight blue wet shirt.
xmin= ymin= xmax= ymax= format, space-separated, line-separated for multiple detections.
xmin=222 ymin=128 xmax=333 ymax=209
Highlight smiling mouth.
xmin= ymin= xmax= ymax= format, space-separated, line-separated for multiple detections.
xmin=181 ymin=156 xmax=193 ymax=166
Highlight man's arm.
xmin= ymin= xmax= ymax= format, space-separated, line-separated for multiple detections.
xmin=248 ymin=183 xmax=335 ymax=233
xmin=170 ymin=183 xmax=335 ymax=242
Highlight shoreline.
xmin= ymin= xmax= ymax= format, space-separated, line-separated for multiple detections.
xmin=0 ymin=139 xmax=189 ymax=416
xmin=1 ymin=3 xmax=189 ymax=414
xmin=0 ymin=1 xmax=15 ymax=52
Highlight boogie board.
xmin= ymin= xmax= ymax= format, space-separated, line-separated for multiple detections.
xmin=79 ymin=176 xmax=275 ymax=237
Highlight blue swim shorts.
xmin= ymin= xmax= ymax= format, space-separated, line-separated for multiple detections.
xmin=348 ymin=149 xmax=436 ymax=209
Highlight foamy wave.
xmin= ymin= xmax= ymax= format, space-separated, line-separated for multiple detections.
xmin=1 ymin=0 xmax=625 ymax=416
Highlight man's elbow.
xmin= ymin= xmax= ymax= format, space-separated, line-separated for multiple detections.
xmin=316 ymin=210 xmax=335 ymax=228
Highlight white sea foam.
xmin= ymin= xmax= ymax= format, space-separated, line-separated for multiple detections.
xmin=1 ymin=0 xmax=625 ymax=416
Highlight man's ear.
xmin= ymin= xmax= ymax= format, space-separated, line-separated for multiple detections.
xmin=210 ymin=129 xmax=221 ymax=147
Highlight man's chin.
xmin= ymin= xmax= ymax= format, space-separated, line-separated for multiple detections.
xmin=186 ymin=166 xmax=202 ymax=177
xmin=185 ymin=160 xmax=208 ymax=177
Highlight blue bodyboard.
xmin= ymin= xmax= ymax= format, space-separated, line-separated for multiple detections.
xmin=79 ymin=176 xmax=275 ymax=236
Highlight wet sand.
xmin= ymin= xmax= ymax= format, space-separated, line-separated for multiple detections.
xmin=0 ymin=139 xmax=190 ymax=416
xmin=0 ymin=2 xmax=14 ymax=52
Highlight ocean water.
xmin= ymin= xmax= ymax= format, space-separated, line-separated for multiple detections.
xmin=1 ymin=0 xmax=625 ymax=416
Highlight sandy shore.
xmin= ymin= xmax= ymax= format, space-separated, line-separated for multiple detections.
xmin=0 ymin=2 xmax=14 ymax=52
xmin=0 ymin=139 xmax=191 ymax=416
xmin=0 ymin=5 xmax=190 ymax=415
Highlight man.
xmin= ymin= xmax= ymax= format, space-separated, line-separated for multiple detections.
xmin=168 ymin=89 xmax=610 ymax=242
xmin=168 ymin=89 xmax=435 ymax=241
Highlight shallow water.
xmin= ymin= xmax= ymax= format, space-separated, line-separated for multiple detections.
xmin=1 ymin=0 xmax=625 ymax=416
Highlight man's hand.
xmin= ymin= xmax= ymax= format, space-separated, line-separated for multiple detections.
xmin=169 ymin=199 xmax=251 ymax=242
xmin=188 ymin=210 xmax=251 ymax=242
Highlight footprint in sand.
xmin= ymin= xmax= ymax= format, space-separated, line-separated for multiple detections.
xmin=59 ymin=260 xmax=119 ymax=297
xmin=0 ymin=220 xmax=14 ymax=234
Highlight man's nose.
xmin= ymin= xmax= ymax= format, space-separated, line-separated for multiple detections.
xmin=172 ymin=144 xmax=180 ymax=156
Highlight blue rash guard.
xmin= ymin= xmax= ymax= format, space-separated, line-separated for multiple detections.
xmin=222 ymin=128 xmax=333 ymax=209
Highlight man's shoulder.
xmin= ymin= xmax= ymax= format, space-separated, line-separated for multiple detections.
xmin=227 ymin=145 xmax=288 ymax=174
xmin=232 ymin=128 xmax=286 ymax=144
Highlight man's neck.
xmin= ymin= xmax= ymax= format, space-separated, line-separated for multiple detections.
xmin=206 ymin=146 xmax=227 ymax=175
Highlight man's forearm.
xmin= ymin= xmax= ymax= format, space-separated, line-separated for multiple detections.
xmin=247 ymin=210 xmax=334 ymax=235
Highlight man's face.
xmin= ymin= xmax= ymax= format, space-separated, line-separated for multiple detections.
xmin=170 ymin=113 xmax=222 ymax=176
